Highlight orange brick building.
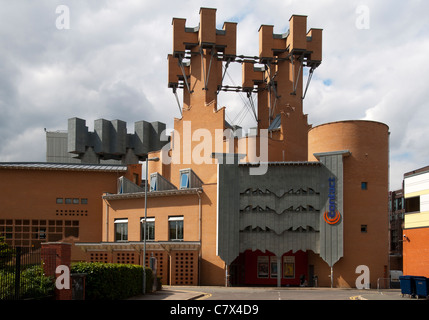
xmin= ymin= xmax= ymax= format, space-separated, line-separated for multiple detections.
xmin=1 ymin=8 xmax=390 ymax=289
xmin=0 ymin=163 xmax=141 ymax=261
xmin=75 ymin=8 xmax=389 ymax=288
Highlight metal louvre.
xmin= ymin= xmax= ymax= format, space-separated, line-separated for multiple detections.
xmin=239 ymin=211 xmax=320 ymax=235
xmin=239 ymin=230 xmax=320 ymax=258
xmin=216 ymin=155 xmax=347 ymax=268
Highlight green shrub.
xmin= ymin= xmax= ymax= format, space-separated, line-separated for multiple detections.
xmin=20 ymin=265 xmax=55 ymax=299
xmin=0 ymin=265 xmax=54 ymax=300
xmin=71 ymin=262 xmax=153 ymax=300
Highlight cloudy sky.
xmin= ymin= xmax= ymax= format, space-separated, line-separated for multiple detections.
xmin=0 ymin=0 xmax=428 ymax=190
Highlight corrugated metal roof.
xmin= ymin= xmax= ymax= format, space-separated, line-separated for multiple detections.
xmin=0 ymin=162 xmax=128 ymax=172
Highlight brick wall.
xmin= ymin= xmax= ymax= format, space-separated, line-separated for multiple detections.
xmin=403 ymin=228 xmax=429 ymax=277
xmin=41 ymin=242 xmax=72 ymax=300
xmin=170 ymin=250 xmax=199 ymax=285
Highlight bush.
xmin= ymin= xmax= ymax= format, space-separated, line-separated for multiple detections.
xmin=20 ymin=265 xmax=55 ymax=299
xmin=71 ymin=262 xmax=153 ymax=300
xmin=0 ymin=265 xmax=54 ymax=300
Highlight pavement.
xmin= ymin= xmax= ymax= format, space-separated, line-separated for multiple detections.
xmin=128 ymin=286 xmax=421 ymax=301
xmin=353 ymin=289 xmax=412 ymax=300
xmin=128 ymin=287 xmax=207 ymax=300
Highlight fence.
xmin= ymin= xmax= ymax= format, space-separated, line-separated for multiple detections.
xmin=0 ymin=246 xmax=56 ymax=300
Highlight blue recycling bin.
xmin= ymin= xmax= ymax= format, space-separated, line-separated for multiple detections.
xmin=399 ymin=276 xmax=416 ymax=297
xmin=414 ymin=277 xmax=429 ymax=298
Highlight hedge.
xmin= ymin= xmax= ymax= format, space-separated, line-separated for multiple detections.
xmin=71 ymin=262 xmax=153 ymax=300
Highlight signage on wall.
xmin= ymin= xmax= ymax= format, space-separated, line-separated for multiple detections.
xmin=324 ymin=177 xmax=341 ymax=225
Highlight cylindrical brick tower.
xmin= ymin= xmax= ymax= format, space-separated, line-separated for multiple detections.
xmin=308 ymin=120 xmax=389 ymax=288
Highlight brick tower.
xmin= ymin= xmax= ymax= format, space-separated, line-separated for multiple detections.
xmin=167 ymin=8 xmax=322 ymax=164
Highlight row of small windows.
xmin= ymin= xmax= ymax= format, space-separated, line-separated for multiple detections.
xmin=56 ymin=198 xmax=88 ymax=205
xmin=114 ymin=216 xmax=184 ymax=242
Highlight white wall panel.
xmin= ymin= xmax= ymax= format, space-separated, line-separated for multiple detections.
xmin=404 ymin=172 xmax=429 ymax=196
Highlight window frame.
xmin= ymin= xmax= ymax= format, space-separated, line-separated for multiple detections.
xmin=141 ymin=217 xmax=155 ymax=241
xmin=405 ymin=196 xmax=420 ymax=213
xmin=114 ymin=219 xmax=128 ymax=242
xmin=180 ymin=172 xmax=189 ymax=189
xmin=150 ymin=175 xmax=157 ymax=192
xmin=168 ymin=216 xmax=184 ymax=241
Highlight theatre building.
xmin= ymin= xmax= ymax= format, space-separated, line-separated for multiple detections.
xmin=75 ymin=8 xmax=390 ymax=288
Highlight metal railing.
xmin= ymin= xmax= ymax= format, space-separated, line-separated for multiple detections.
xmin=0 ymin=247 xmax=55 ymax=300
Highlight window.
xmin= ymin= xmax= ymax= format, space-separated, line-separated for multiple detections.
xmin=361 ymin=225 xmax=368 ymax=233
xmin=141 ymin=217 xmax=155 ymax=241
xmin=114 ymin=219 xmax=128 ymax=242
xmin=38 ymin=227 xmax=47 ymax=239
xmin=405 ymin=196 xmax=420 ymax=213
xmin=169 ymin=216 xmax=184 ymax=241
xmin=180 ymin=172 xmax=189 ymax=189
xmin=361 ymin=182 xmax=368 ymax=190
xmin=64 ymin=225 xmax=79 ymax=238
xmin=395 ymin=198 xmax=402 ymax=210
xmin=150 ymin=175 xmax=157 ymax=191
xmin=58 ymin=198 xmax=88 ymax=204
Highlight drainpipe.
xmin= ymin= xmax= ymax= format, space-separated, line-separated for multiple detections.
xmin=197 ymin=189 xmax=202 ymax=286
xmin=103 ymin=196 xmax=110 ymax=242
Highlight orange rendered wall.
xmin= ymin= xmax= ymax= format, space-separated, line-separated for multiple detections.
xmin=403 ymin=228 xmax=429 ymax=277
xmin=103 ymin=183 xmax=226 ymax=286
xmin=105 ymin=194 xmax=200 ymax=243
xmin=308 ymin=120 xmax=389 ymax=288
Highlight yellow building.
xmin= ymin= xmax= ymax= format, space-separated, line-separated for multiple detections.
xmin=402 ymin=166 xmax=429 ymax=277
